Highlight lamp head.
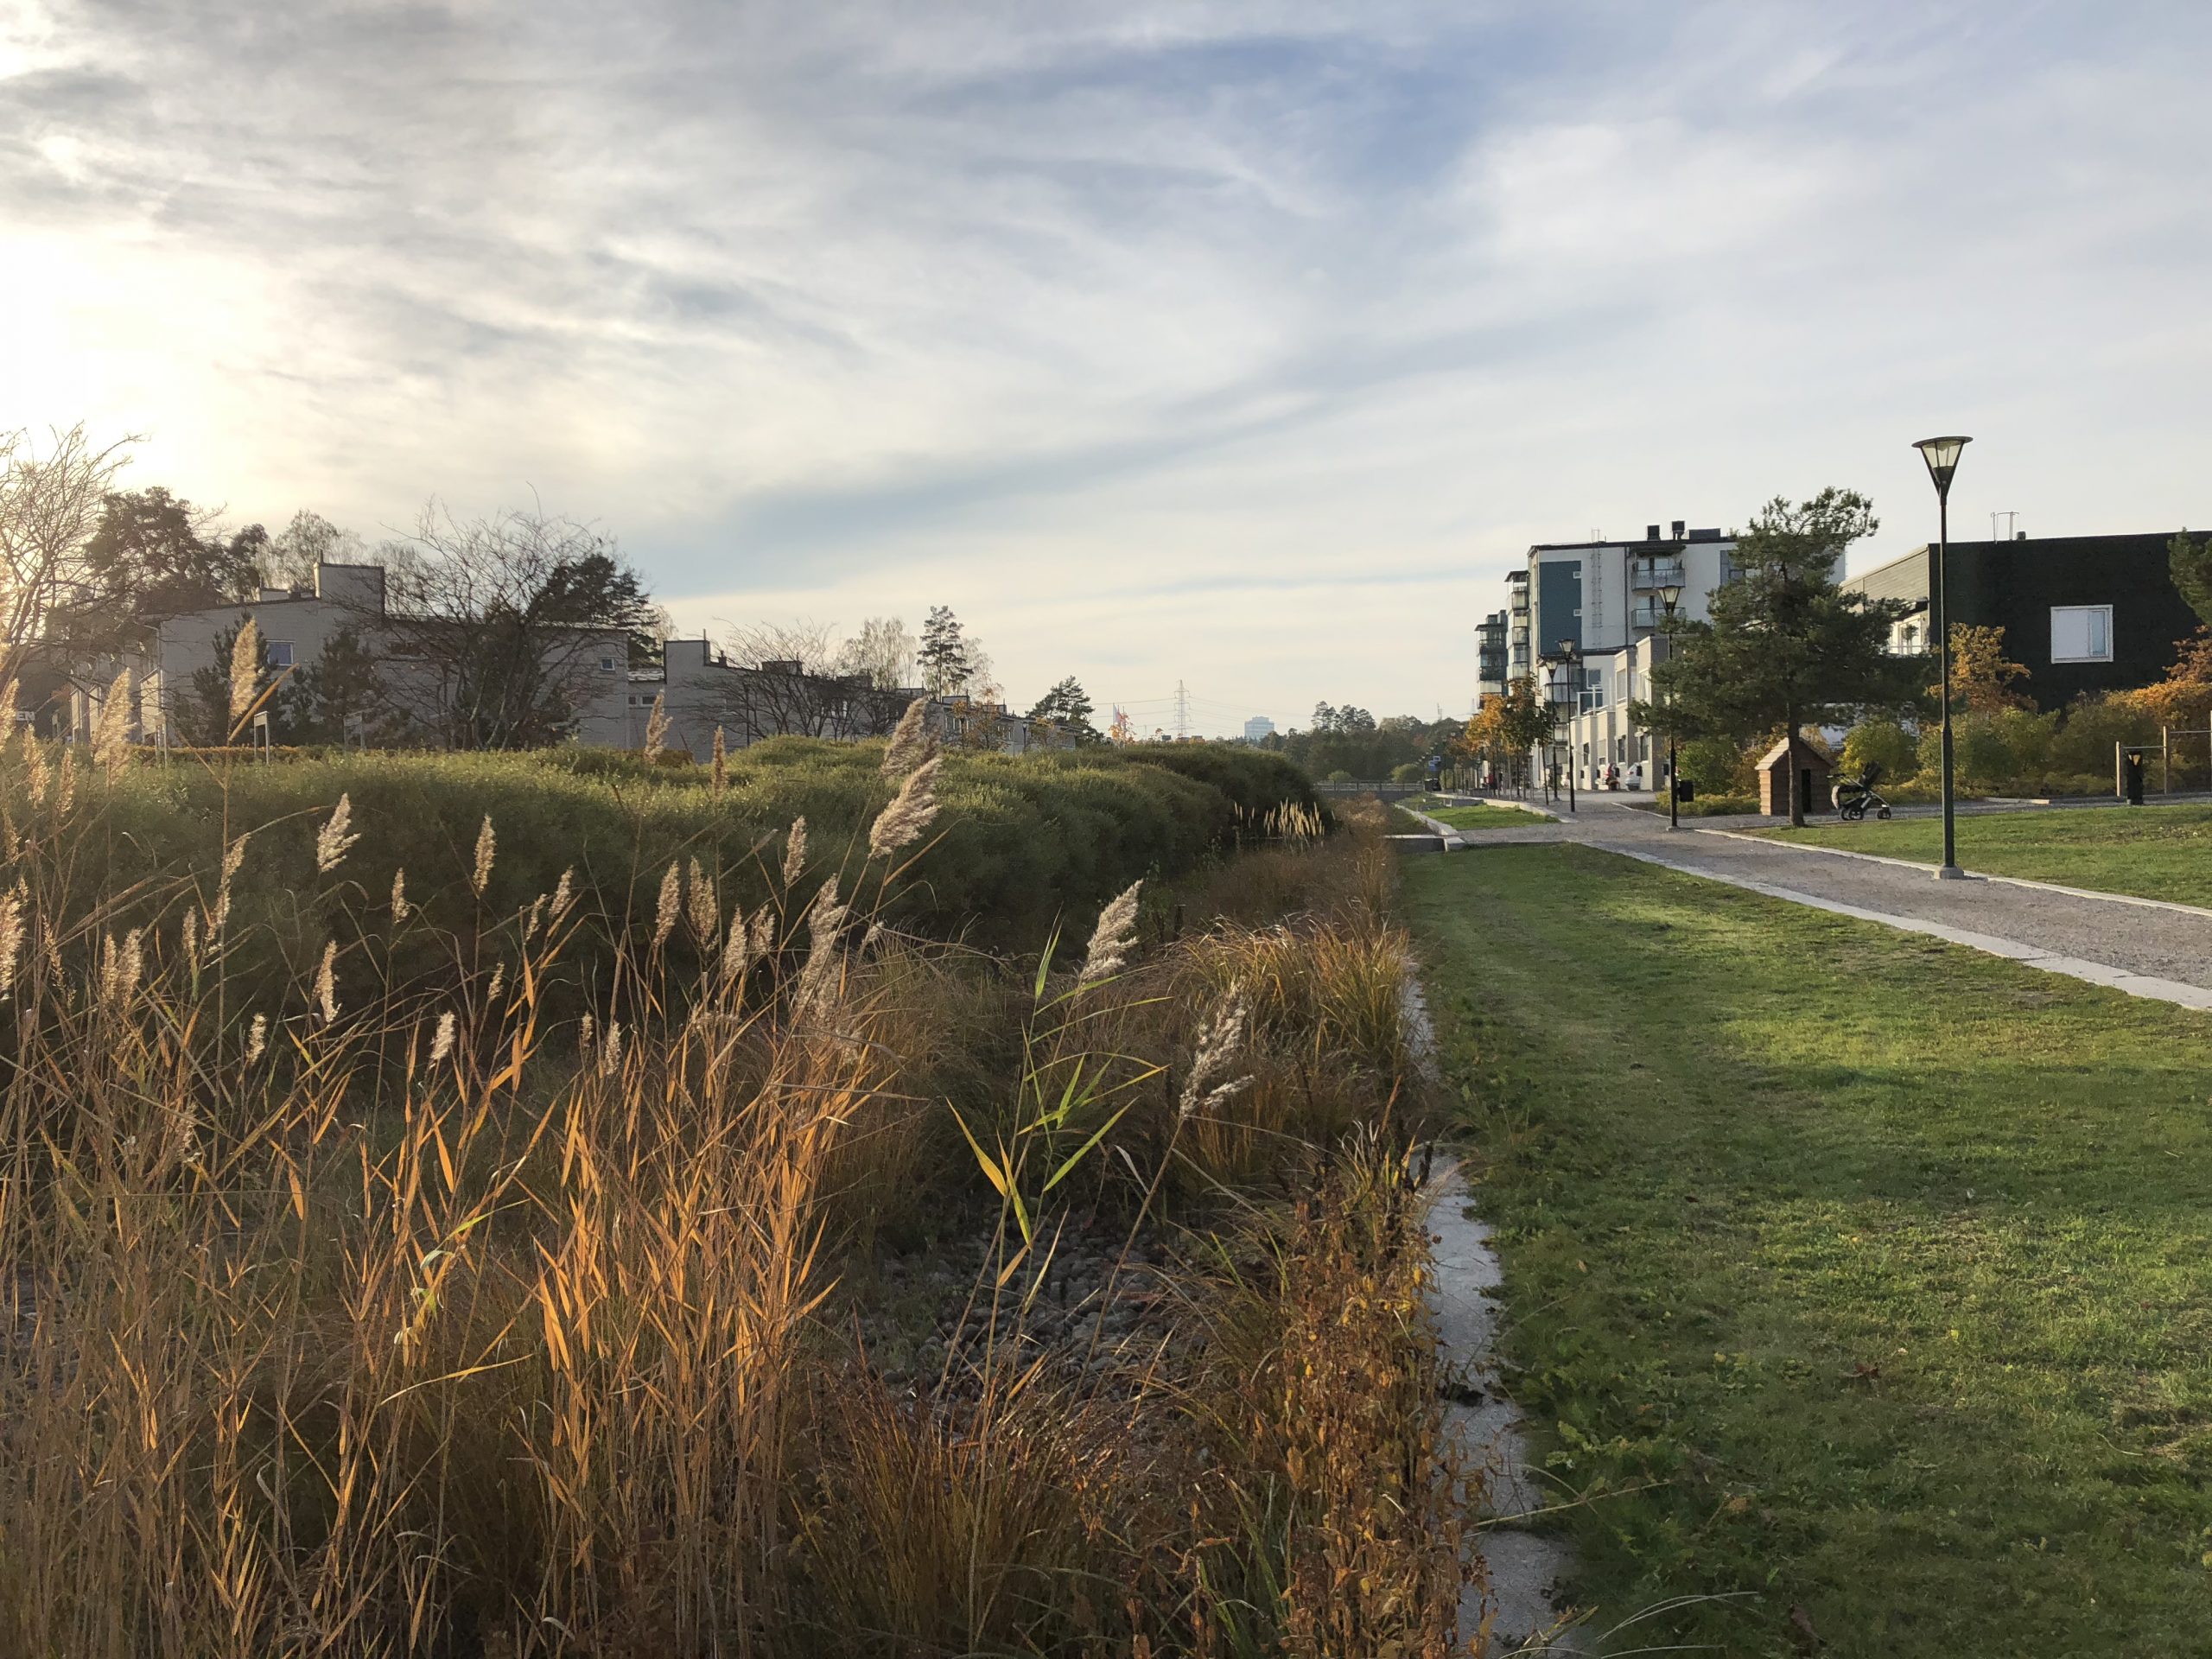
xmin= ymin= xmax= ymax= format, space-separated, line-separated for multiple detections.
xmin=1913 ymin=435 xmax=1972 ymax=500
xmin=1658 ymin=582 xmax=1683 ymax=611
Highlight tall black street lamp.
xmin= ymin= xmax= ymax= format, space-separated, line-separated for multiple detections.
xmin=1913 ymin=435 xmax=1972 ymax=880
xmin=1547 ymin=639 xmax=1580 ymax=815
xmin=1658 ymin=582 xmax=1683 ymax=830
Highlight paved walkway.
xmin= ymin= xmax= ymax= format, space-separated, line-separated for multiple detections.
xmin=1413 ymin=797 xmax=2212 ymax=1010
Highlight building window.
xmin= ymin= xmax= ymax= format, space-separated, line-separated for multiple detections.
xmin=2050 ymin=605 xmax=2113 ymax=664
xmin=265 ymin=641 xmax=295 ymax=669
xmin=600 ymin=655 xmax=618 ymax=672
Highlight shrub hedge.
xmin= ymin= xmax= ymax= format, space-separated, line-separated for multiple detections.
xmin=57 ymin=741 xmax=1318 ymax=969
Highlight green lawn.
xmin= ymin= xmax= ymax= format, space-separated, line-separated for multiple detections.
xmin=1404 ymin=846 xmax=2212 ymax=1658
xmin=1761 ymin=803 xmax=2212 ymax=908
xmin=1407 ymin=800 xmax=1553 ymax=831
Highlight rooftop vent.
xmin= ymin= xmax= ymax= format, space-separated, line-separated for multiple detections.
xmin=1670 ymin=519 xmax=1686 ymax=539
xmin=1646 ymin=524 xmax=1662 ymax=541
xmin=1688 ymin=527 xmax=1724 ymax=542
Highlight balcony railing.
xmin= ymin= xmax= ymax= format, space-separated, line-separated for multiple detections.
xmin=1630 ymin=559 xmax=1686 ymax=589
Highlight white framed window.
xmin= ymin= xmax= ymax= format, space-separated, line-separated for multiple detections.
xmin=600 ymin=655 xmax=618 ymax=672
xmin=2050 ymin=605 xmax=2113 ymax=664
xmin=265 ymin=640 xmax=295 ymax=668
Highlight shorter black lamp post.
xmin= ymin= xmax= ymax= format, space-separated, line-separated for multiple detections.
xmin=1548 ymin=640 xmax=1580 ymax=815
xmin=1658 ymin=582 xmax=1683 ymax=830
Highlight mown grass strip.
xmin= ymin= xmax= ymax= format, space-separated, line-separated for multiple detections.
xmin=1404 ymin=843 xmax=2212 ymax=1657
xmin=1408 ymin=800 xmax=1550 ymax=831
xmin=1762 ymin=802 xmax=2212 ymax=908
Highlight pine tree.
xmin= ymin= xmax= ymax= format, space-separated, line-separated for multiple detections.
xmin=2170 ymin=531 xmax=2212 ymax=630
xmin=1632 ymin=487 xmax=1919 ymax=825
xmin=918 ymin=606 xmax=971 ymax=697
xmin=1027 ymin=676 xmax=1100 ymax=742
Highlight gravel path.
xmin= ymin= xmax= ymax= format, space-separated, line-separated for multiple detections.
xmin=1425 ymin=797 xmax=2212 ymax=1007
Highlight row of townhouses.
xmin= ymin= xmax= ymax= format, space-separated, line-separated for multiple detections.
xmin=1474 ymin=519 xmax=2194 ymax=791
xmin=64 ymin=561 xmax=1064 ymax=759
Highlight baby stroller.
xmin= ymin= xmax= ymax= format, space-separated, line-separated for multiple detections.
xmin=1831 ymin=762 xmax=1893 ymax=822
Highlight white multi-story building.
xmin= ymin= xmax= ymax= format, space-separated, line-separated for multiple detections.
xmin=1510 ymin=518 xmax=1738 ymax=790
xmin=1243 ymin=715 xmax=1276 ymax=744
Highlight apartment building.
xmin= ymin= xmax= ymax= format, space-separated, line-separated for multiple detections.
xmin=1474 ymin=611 xmax=1508 ymax=703
xmin=1504 ymin=570 xmax=1530 ymax=684
xmin=1510 ymin=518 xmax=1738 ymax=789
xmin=75 ymin=563 xmax=1065 ymax=760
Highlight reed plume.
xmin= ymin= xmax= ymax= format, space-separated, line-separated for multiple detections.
xmin=91 ymin=667 xmax=133 ymax=775
xmin=868 ymin=753 xmax=939 ymax=857
xmin=653 ymin=861 xmax=682 ymax=950
xmin=1179 ymin=985 xmax=1253 ymax=1119
xmin=228 ymin=617 xmax=262 ymax=726
xmin=472 ymin=814 xmax=496 ymax=895
xmin=781 ymin=816 xmax=808 ymax=887
xmin=315 ymin=792 xmax=359 ymax=873
xmin=687 ymin=855 xmax=717 ymax=946
xmin=1077 ymin=880 xmax=1142 ymax=984
xmin=644 ymin=693 xmax=670 ymax=754
xmin=0 ymin=887 xmax=21 ymax=999
xmin=880 ymin=695 xmax=936 ymax=777
xmin=313 ymin=940 xmax=339 ymax=1024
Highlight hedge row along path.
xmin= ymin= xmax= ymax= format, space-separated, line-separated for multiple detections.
xmin=1411 ymin=796 xmax=2212 ymax=1011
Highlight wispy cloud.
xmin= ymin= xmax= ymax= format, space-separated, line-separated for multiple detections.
xmin=4 ymin=0 xmax=2209 ymax=728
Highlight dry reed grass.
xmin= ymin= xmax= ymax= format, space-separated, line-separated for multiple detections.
xmin=0 ymin=753 xmax=1473 ymax=1656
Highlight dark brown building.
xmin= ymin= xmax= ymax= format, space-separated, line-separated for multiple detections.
xmin=1847 ymin=531 xmax=2199 ymax=708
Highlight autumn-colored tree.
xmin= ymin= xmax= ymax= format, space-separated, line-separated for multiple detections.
xmin=1933 ymin=624 xmax=2031 ymax=713
xmin=1458 ymin=677 xmax=1554 ymax=783
xmin=2129 ymin=628 xmax=2212 ymax=729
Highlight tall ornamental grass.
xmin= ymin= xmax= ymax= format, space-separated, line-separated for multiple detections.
xmin=0 ymin=706 xmax=1471 ymax=1657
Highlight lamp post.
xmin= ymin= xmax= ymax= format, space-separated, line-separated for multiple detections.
xmin=1548 ymin=639 xmax=1580 ymax=815
xmin=1913 ymin=435 xmax=1972 ymax=879
xmin=1658 ymin=582 xmax=1683 ymax=830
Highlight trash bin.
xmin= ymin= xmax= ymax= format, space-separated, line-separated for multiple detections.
xmin=1674 ymin=779 xmax=1695 ymax=803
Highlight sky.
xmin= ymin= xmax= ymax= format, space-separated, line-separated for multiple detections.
xmin=4 ymin=2 xmax=2209 ymax=736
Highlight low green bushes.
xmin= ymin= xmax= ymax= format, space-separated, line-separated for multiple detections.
xmin=55 ymin=741 xmax=1314 ymax=965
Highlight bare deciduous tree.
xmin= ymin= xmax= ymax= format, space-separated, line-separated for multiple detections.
xmin=0 ymin=424 xmax=138 ymax=687
xmin=363 ymin=504 xmax=656 ymax=750
xmin=715 ymin=618 xmax=912 ymax=740
xmin=257 ymin=509 xmax=367 ymax=594
xmin=834 ymin=615 xmax=918 ymax=691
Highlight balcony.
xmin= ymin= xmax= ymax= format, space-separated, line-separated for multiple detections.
xmin=1630 ymin=558 xmax=1686 ymax=590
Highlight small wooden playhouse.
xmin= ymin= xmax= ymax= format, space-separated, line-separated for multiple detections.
xmin=1757 ymin=736 xmax=1834 ymax=819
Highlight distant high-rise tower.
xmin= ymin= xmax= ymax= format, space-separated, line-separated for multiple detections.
xmin=1243 ymin=715 xmax=1276 ymax=744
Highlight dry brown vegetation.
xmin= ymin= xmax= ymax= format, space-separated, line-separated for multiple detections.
xmin=0 ymin=723 xmax=1471 ymax=1657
